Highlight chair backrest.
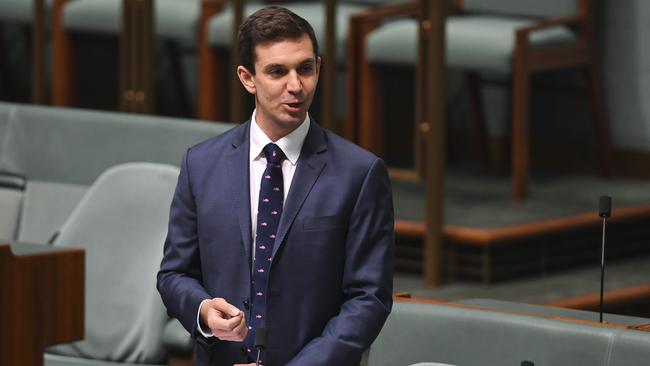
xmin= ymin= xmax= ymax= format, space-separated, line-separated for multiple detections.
xmin=367 ymin=300 xmax=630 ymax=366
xmin=462 ymin=0 xmax=579 ymax=18
xmin=46 ymin=162 xmax=180 ymax=364
xmin=0 ymin=103 xmax=230 ymax=186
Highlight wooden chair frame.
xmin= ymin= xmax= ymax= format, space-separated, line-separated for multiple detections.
xmin=52 ymin=0 xmax=167 ymax=114
xmin=346 ymin=0 xmax=613 ymax=200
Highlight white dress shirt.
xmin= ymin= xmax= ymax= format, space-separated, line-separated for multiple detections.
xmin=197 ymin=110 xmax=310 ymax=337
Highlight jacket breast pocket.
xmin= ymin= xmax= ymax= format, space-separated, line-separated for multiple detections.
xmin=302 ymin=215 xmax=346 ymax=231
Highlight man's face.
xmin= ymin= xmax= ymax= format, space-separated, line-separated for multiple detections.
xmin=238 ymin=35 xmax=320 ymax=137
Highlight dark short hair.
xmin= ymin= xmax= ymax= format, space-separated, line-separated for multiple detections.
xmin=238 ymin=6 xmax=319 ymax=74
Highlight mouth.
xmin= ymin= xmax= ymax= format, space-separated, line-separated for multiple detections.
xmin=283 ymin=102 xmax=304 ymax=112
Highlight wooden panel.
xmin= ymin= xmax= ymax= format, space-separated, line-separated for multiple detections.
xmin=0 ymin=243 xmax=84 ymax=366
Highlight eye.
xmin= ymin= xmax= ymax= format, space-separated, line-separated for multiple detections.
xmin=298 ymin=63 xmax=315 ymax=75
xmin=267 ymin=67 xmax=287 ymax=78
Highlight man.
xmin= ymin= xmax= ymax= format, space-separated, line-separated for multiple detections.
xmin=157 ymin=6 xmax=394 ymax=366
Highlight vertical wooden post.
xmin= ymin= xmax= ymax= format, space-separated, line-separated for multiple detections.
xmin=31 ymin=0 xmax=47 ymax=104
xmin=139 ymin=0 xmax=154 ymax=113
xmin=197 ymin=0 xmax=226 ymax=121
xmin=120 ymin=0 xmax=154 ymax=113
xmin=511 ymin=30 xmax=529 ymax=200
xmin=420 ymin=0 xmax=446 ymax=287
xmin=119 ymin=0 xmax=131 ymax=111
xmin=230 ymin=0 xmax=245 ymax=122
xmin=321 ymin=0 xmax=337 ymax=132
xmin=52 ymin=0 xmax=77 ymax=106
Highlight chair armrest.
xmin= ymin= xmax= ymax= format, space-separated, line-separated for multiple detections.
xmin=350 ymin=1 xmax=419 ymax=25
xmin=163 ymin=318 xmax=194 ymax=357
xmin=515 ymin=14 xmax=586 ymax=35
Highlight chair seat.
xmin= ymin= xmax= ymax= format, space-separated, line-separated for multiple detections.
xmin=0 ymin=0 xmax=54 ymax=23
xmin=62 ymin=0 xmax=200 ymax=44
xmin=207 ymin=2 xmax=368 ymax=64
xmin=366 ymin=14 xmax=577 ymax=74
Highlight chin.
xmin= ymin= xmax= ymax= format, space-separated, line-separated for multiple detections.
xmin=281 ymin=113 xmax=305 ymax=125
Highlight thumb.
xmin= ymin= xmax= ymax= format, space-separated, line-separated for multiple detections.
xmin=213 ymin=298 xmax=242 ymax=317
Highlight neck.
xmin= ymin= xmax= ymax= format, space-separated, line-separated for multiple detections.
xmin=255 ymin=117 xmax=303 ymax=142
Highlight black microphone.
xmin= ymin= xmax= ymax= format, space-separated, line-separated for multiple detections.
xmin=598 ymin=196 xmax=612 ymax=323
xmin=599 ymin=196 xmax=611 ymax=218
xmin=521 ymin=361 xmax=535 ymax=366
xmin=254 ymin=328 xmax=267 ymax=366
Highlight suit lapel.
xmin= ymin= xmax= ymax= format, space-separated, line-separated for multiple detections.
xmin=272 ymin=122 xmax=328 ymax=258
xmin=226 ymin=122 xmax=253 ymax=264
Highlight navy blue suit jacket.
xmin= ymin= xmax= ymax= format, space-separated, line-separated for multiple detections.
xmin=157 ymin=120 xmax=394 ymax=365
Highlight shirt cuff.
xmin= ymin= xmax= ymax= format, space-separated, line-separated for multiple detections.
xmin=197 ymin=299 xmax=214 ymax=338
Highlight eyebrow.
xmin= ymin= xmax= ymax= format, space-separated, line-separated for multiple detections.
xmin=262 ymin=58 xmax=316 ymax=71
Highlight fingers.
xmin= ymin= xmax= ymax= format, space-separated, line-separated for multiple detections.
xmin=212 ymin=313 xmax=246 ymax=341
xmin=203 ymin=298 xmax=248 ymax=342
xmin=233 ymin=363 xmax=256 ymax=366
xmin=212 ymin=297 xmax=242 ymax=318
xmin=230 ymin=313 xmax=249 ymax=340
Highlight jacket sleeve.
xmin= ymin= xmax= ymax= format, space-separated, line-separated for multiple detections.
xmin=157 ymin=149 xmax=212 ymax=338
xmin=287 ymin=157 xmax=395 ymax=365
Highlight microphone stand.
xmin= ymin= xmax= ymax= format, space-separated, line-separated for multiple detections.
xmin=598 ymin=196 xmax=611 ymax=323
xmin=254 ymin=328 xmax=267 ymax=366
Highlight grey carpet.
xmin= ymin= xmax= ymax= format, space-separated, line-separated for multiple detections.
xmin=394 ymin=253 xmax=650 ymax=305
xmin=392 ymin=169 xmax=650 ymax=229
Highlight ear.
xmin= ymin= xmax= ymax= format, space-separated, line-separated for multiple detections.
xmin=315 ymin=56 xmax=322 ymax=77
xmin=237 ymin=65 xmax=256 ymax=94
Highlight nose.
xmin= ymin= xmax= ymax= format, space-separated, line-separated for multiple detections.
xmin=286 ymin=71 xmax=302 ymax=94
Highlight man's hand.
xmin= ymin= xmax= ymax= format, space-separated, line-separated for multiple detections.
xmin=199 ymin=297 xmax=248 ymax=341
xmin=233 ymin=363 xmax=255 ymax=366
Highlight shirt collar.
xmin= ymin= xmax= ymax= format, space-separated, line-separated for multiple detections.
xmin=249 ymin=109 xmax=310 ymax=166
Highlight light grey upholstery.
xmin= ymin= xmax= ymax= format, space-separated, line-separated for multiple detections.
xmin=366 ymin=300 xmax=650 ymax=366
xmin=0 ymin=102 xmax=234 ymax=362
xmin=45 ymin=162 xmax=180 ymax=364
xmin=607 ymin=329 xmax=650 ymax=366
xmin=207 ymin=2 xmax=368 ymax=63
xmin=45 ymin=353 xmax=147 ymax=366
xmin=458 ymin=298 xmax=650 ymax=326
xmin=0 ymin=187 xmax=22 ymax=241
xmin=462 ymin=0 xmax=577 ymax=18
xmin=366 ymin=15 xmax=576 ymax=73
xmin=62 ymin=0 xmax=201 ymax=44
xmin=0 ymin=102 xmax=13 ymax=156
xmin=0 ymin=0 xmax=53 ymax=23
xmin=0 ymin=102 xmax=234 ymax=247
xmin=0 ymin=103 xmax=232 ymax=185
xmin=17 ymin=181 xmax=88 ymax=243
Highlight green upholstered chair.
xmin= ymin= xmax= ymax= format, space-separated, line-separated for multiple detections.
xmin=348 ymin=0 xmax=613 ymax=200
xmin=44 ymin=162 xmax=188 ymax=365
xmin=196 ymin=0 xmax=393 ymax=122
xmin=365 ymin=299 xmax=650 ymax=366
xmin=0 ymin=102 xmax=234 ymax=247
xmin=51 ymin=0 xmax=202 ymax=115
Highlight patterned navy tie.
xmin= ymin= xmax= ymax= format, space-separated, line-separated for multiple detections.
xmin=245 ymin=143 xmax=285 ymax=363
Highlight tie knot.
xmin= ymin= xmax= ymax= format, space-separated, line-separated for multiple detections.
xmin=263 ymin=143 xmax=285 ymax=164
